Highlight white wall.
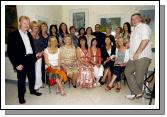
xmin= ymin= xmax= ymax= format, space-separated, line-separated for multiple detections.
xmin=16 ymin=5 xmax=62 ymax=26
xmin=62 ymin=5 xmax=155 ymax=31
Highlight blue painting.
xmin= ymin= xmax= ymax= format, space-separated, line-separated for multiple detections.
xmin=73 ymin=12 xmax=85 ymax=31
xmin=139 ymin=10 xmax=155 ymax=31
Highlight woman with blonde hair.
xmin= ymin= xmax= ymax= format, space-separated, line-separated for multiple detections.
xmin=44 ymin=36 xmax=67 ymax=96
xmin=30 ymin=21 xmax=44 ymax=90
xmin=105 ymin=36 xmax=129 ymax=92
xmin=60 ymin=34 xmax=78 ymax=88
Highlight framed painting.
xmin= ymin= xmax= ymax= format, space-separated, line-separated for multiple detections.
xmin=5 ymin=5 xmax=18 ymax=44
xmin=100 ymin=17 xmax=121 ymax=33
xmin=70 ymin=8 xmax=89 ymax=32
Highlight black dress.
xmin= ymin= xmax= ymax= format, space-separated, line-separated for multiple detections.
xmin=101 ymin=45 xmax=116 ymax=71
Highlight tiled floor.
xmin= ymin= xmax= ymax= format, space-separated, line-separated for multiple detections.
xmin=5 ymin=80 xmax=154 ymax=105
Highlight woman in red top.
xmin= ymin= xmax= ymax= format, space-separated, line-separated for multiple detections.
xmin=89 ymin=38 xmax=104 ymax=87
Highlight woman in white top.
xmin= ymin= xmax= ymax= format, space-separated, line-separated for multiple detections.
xmin=44 ymin=36 xmax=67 ymax=96
xmin=85 ymin=27 xmax=95 ymax=47
xmin=105 ymin=36 xmax=129 ymax=92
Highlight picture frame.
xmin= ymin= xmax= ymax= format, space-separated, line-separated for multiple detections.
xmin=98 ymin=13 xmax=126 ymax=34
xmin=70 ymin=8 xmax=89 ymax=31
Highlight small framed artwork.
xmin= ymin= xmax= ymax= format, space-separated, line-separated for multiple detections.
xmin=100 ymin=17 xmax=121 ymax=32
xmin=70 ymin=8 xmax=89 ymax=31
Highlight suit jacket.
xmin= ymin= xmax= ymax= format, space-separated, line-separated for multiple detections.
xmin=7 ymin=29 xmax=37 ymax=70
xmin=101 ymin=45 xmax=116 ymax=64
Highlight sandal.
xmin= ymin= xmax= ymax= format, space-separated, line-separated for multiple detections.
xmin=61 ymin=91 xmax=66 ymax=96
xmin=115 ymin=87 xmax=121 ymax=92
xmin=105 ymin=85 xmax=113 ymax=91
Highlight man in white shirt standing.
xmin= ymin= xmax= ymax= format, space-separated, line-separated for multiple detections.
xmin=7 ymin=16 xmax=42 ymax=104
xmin=124 ymin=13 xmax=152 ymax=99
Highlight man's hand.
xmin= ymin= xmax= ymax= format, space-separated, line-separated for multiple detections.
xmin=16 ymin=64 xmax=24 ymax=71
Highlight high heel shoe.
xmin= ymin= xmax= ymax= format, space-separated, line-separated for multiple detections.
xmin=72 ymin=82 xmax=76 ymax=88
xmin=115 ymin=87 xmax=121 ymax=92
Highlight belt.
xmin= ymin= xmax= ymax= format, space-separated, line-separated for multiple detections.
xmin=25 ymin=54 xmax=33 ymax=57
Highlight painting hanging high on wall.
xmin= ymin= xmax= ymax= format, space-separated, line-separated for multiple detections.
xmin=139 ymin=10 xmax=155 ymax=32
xmin=100 ymin=17 xmax=121 ymax=32
xmin=73 ymin=12 xmax=85 ymax=32
xmin=5 ymin=5 xmax=18 ymax=44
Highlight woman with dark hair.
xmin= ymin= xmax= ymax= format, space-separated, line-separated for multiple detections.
xmin=78 ymin=27 xmax=85 ymax=37
xmin=115 ymin=26 xmax=123 ymax=40
xmin=122 ymin=22 xmax=131 ymax=48
xmin=44 ymin=36 xmax=67 ymax=96
xmin=89 ymin=38 xmax=104 ymax=87
xmin=100 ymin=36 xmax=116 ymax=85
xmin=59 ymin=22 xmax=69 ymax=46
xmin=49 ymin=24 xmax=62 ymax=47
xmin=76 ymin=36 xmax=94 ymax=88
xmin=85 ymin=27 xmax=95 ymax=47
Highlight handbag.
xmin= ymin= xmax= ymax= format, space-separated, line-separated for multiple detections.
xmin=48 ymin=78 xmax=56 ymax=86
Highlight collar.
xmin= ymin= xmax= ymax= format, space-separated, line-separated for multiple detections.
xmin=134 ymin=22 xmax=142 ymax=29
xmin=19 ymin=29 xmax=28 ymax=34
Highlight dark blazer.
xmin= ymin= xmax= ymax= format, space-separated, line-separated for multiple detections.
xmin=92 ymin=31 xmax=106 ymax=48
xmin=101 ymin=45 xmax=116 ymax=63
xmin=7 ymin=29 xmax=37 ymax=70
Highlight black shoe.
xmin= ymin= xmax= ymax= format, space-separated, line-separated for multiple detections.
xmin=19 ymin=98 xmax=26 ymax=104
xmin=100 ymin=81 xmax=105 ymax=85
xmin=72 ymin=84 xmax=76 ymax=88
xmin=71 ymin=82 xmax=77 ymax=88
xmin=30 ymin=91 xmax=42 ymax=96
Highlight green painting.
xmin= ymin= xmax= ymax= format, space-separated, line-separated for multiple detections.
xmin=100 ymin=17 xmax=121 ymax=32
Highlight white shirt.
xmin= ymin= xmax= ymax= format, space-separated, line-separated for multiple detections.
xmin=44 ymin=48 xmax=59 ymax=66
xmin=19 ymin=29 xmax=33 ymax=54
xmin=130 ymin=23 xmax=152 ymax=60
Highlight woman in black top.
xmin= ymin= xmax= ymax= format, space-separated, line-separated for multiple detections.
xmin=39 ymin=22 xmax=49 ymax=86
xmin=100 ymin=36 xmax=116 ymax=85
xmin=49 ymin=24 xmax=61 ymax=47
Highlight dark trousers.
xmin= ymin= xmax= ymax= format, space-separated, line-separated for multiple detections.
xmin=16 ymin=55 xmax=36 ymax=99
xmin=41 ymin=56 xmax=45 ymax=84
xmin=113 ymin=66 xmax=125 ymax=82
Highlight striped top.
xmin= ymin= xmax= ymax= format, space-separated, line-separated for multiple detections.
xmin=130 ymin=23 xmax=152 ymax=60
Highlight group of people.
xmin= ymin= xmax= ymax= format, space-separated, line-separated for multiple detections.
xmin=7 ymin=12 xmax=152 ymax=104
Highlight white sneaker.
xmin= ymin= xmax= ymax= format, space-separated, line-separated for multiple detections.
xmin=125 ymin=94 xmax=136 ymax=100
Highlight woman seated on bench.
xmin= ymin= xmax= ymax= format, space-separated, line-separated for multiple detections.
xmin=44 ymin=36 xmax=67 ymax=96
xmin=105 ymin=36 xmax=129 ymax=92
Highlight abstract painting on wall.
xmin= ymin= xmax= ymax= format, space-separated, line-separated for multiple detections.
xmin=5 ymin=5 xmax=18 ymax=44
xmin=73 ymin=12 xmax=85 ymax=31
xmin=100 ymin=17 xmax=121 ymax=32
xmin=139 ymin=10 xmax=155 ymax=31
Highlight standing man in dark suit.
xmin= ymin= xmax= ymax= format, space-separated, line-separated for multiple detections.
xmin=92 ymin=24 xmax=106 ymax=49
xmin=7 ymin=16 xmax=42 ymax=104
